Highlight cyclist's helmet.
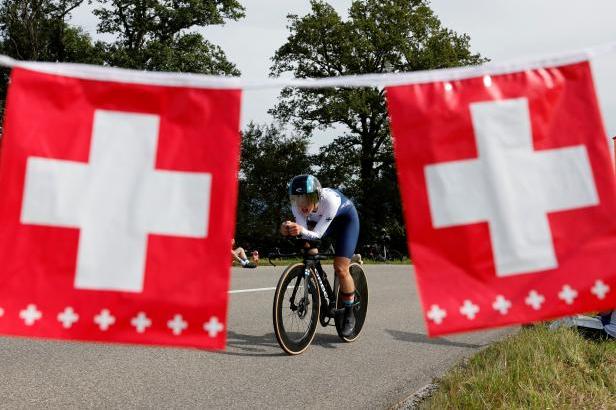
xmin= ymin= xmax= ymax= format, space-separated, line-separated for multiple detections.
xmin=288 ymin=174 xmax=322 ymax=204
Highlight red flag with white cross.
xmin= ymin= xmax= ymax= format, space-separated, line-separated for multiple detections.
xmin=0 ymin=66 xmax=241 ymax=349
xmin=387 ymin=61 xmax=616 ymax=336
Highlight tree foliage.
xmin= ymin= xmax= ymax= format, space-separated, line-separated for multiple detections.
xmin=270 ymin=0 xmax=486 ymax=246
xmin=0 ymin=0 xmax=245 ymax=128
xmin=235 ymin=123 xmax=312 ymax=252
xmin=0 ymin=0 xmax=104 ymax=116
xmin=93 ymin=0 xmax=245 ymax=74
xmin=0 ymin=0 xmax=102 ymax=62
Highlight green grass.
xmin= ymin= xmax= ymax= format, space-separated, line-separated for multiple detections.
xmin=422 ymin=325 xmax=616 ymax=409
xmin=263 ymin=257 xmax=411 ymax=266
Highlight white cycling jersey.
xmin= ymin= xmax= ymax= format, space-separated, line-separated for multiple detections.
xmin=292 ymin=188 xmax=344 ymax=240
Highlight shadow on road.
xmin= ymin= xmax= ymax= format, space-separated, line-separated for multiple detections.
xmin=216 ymin=330 xmax=286 ymax=357
xmin=214 ymin=330 xmax=348 ymax=356
xmin=313 ymin=332 xmax=346 ymax=349
xmin=386 ymin=329 xmax=483 ymax=348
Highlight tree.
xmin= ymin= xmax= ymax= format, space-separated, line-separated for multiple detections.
xmin=270 ymin=0 xmax=486 ymax=245
xmin=94 ymin=0 xmax=245 ymax=75
xmin=236 ymin=123 xmax=312 ymax=252
xmin=0 ymin=0 xmax=100 ymax=62
xmin=0 ymin=0 xmax=104 ymax=123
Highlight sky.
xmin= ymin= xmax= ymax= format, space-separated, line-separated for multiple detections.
xmin=71 ymin=0 xmax=616 ymax=152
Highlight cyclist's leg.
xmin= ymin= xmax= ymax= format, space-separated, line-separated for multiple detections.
xmin=331 ymin=204 xmax=359 ymax=282
xmin=334 ymin=256 xmax=354 ymax=295
xmin=329 ymin=205 xmax=360 ymax=337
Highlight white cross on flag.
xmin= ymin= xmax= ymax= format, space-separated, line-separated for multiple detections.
xmin=387 ymin=61 xmax=616 ymax=336
xmin=0 ymin=66 xmax=241 ymax=349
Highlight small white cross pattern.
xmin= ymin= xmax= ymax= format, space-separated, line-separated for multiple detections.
xmin=525 ymin=290 xmax=545 ymax=310
xmin=558 ymin=285 xmax=578 ymax=305
xmin=19 ymin=304 xmax=42 ymax=326
xmin=203 ymin=317 xmax=224 ymax=337
xmin=94 ymin=309 xmax=116 ymax=331
xmin=427 ymin=305 xmax=447 ymax=325
xmin=459 ymin=300 xmax=480 ymax=320
xmin=130 ymin=312 xmax=152 ymax=333
xmin=57 ymin=307 xmax=79 ymax=328
xmin=168 ymin=314 xmax=188 ymax=336
xmin=0 ymin=307 xmax=4 ymax=317
xmin=492 ymin=295 xmax=512 ymax=315
xmin=591 ymin=280 xmax=610 ymax=300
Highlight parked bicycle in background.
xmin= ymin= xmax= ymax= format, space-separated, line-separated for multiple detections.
xmin=362 ymin=229 xmax=404 ymax=262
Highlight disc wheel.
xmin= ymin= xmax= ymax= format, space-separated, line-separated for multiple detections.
xmin=335 ymin=263 xmax=368 ymax=342
xmin=273 ymin=264 xmax=320 ymax=355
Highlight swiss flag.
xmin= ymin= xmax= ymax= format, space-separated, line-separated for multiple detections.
xmin=387 ymin=61 xmax=616 ymax=336
xmin=0 ymin=67 xmax=241 ymax=349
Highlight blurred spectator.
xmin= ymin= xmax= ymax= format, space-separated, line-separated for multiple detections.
xmin=232 ymin=238 xmax=256 ymax=269
xmin=251 ymin=250 xmax=260 ymax=265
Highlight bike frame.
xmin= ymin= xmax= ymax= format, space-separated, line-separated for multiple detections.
xmin=290 ymin=253 xmax=341 ymax=326
xmin=272 ymin=241 xmax=368 ymax=354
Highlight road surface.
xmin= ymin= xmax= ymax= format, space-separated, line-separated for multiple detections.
xmin=0 ymin=264 xmax=514 ymax=408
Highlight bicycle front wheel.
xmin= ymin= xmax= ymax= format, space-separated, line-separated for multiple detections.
xmin=335 ymin=263 xmax=368 ymax=342
xmin=273 ymin=263 xmax=321 ymax=355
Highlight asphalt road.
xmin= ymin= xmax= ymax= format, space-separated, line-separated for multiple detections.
xmin=0 ymin=264 xmax=514 ymax=409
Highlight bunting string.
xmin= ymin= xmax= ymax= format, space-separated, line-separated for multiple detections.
xmin=0 ymin=42 xmax=615 ymax=90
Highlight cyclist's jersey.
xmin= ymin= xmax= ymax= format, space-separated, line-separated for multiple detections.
xmin=292 ymin=188 xmax=353 ymax=241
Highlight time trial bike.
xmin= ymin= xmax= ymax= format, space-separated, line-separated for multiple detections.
xmin=272 ymin=240 xmax=368 ymax=355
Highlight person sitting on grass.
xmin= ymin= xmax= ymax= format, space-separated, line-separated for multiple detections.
xmin=232 ymin=238 xmax=257 ymax=268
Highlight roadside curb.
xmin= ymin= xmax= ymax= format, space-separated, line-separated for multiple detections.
xmin=390 ymin=383 xmax=439 ymax=410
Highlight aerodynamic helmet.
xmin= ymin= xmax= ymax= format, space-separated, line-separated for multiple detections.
xmin=288 ymin=174 xmax=322 ymax=204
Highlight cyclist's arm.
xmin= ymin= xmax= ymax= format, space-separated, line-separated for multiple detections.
xmin=291 ymin=205 xmax=308 ymax=229
xmin=298 ymin=195 xmax=340 ymax=240
xmin=291 ymin=205 xmax=322 ymax=240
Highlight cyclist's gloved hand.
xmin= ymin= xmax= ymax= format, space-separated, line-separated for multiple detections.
xmin=281 ymin=221 xmax=302 ymax=237
xmin=280 ymin=221 xmax=291 ymax=236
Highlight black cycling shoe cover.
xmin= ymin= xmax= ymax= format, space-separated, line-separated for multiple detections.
xmin=341 ymin=305 xmax=356 ymax=337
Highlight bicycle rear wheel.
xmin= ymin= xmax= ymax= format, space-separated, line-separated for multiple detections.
xmin=273 ymin=263 xmax=320 ymax=355
xmin=335 ymin=263 xmax=368 ymax=342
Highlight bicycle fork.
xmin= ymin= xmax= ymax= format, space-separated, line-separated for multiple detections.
xmin=288 ymin=266 xmax=318 ymax=311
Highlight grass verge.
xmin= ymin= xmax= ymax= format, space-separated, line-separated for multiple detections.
xmin=422 ymin=325 xmax=615 ymax=409
xmin=263 ymin=258 xmax=412 ymax=266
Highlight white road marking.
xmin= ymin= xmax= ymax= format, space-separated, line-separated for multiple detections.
xmin=228 ymin=287 xmax=277 ymax=294
xmin=229 ymin=285 xmax=301 ymax=294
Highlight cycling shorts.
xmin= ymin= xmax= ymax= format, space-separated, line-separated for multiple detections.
xmin=324 ymin=200 xmax=359 ymax=259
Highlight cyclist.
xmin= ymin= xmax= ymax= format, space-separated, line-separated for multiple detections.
xmin=280 ymin=174 xmax=360 ymax=337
